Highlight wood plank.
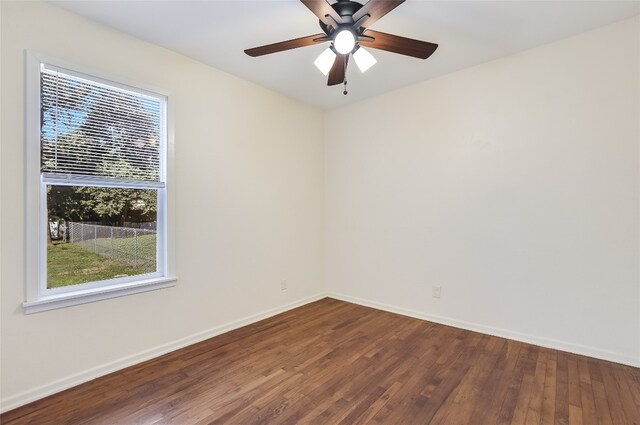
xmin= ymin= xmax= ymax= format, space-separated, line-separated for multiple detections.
xmin=569 ymin=404 xmax=585 ymax=425
xmin=524 ymin=348 xmax=548 ymax=424
xmin=611 ymin=364 xmax=640 ymax=424
xmin=555 ymin=351 xmax=570 ymax=425
xmin=599 ymin=364 xmax=629 ymax=425
xmin=578 ymin=357 xmax=598 ymax=425
xmin=591 ymin=381 xmax=614 ymax=425
xmin=541 ymin=350 xmax=557 ymax=425
xmin=481 ymin=339 xmax=524 ymax=425
xmin=567 ymin=356 xmax=582 ymax=409
xmin=493 ymin=342 xmax=530 ymax=425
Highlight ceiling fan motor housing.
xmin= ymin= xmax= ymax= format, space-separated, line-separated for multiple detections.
xmin=320 ymin=0 xmax=364 ymax=36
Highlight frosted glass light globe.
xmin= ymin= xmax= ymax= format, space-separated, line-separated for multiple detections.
xmin=314 ymin=48 xmax=337 ymax=76
xmin=334 ymin=30 xmax=356 ymax=54
xmin=353 ymin=46 xmax=377 ymax=72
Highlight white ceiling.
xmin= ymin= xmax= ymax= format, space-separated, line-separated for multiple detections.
xmin=51 ymin=0 xmax=640 ymax=110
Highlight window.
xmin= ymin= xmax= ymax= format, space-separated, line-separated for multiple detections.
xmin=24 ymin=54 xmax=175 ymax=313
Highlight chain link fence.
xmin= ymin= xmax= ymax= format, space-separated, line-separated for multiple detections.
xmin=68 ymin=222 xmax=156 ymax=272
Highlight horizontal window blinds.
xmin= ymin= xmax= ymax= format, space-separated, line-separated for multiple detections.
xmin=40 ymin=66 xmax=164 ymax=183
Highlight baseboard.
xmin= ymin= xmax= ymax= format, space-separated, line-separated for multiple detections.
xmin=327 ymin=292 xmax=639 ymax=368
xmin=0 ymin=293 xmax=327 ymax=414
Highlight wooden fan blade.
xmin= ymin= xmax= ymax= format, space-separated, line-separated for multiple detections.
xmin=352 ymin=0 xmax=405 ymax=28
xmin=360 ymin=30 xmax=438 ymax=59
xmin=300 ymin=0 xmax=342 ymax=27
xmin=244 ymin=34 xmax=327 ymax=57
xmin=327 ymin=54 xmax=348 ymax=86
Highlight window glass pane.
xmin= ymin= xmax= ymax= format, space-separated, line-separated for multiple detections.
xmin=40 ymin=67 xmax=162 ymax=181
xmin=46 ymin=185 xmax=157 ymax=289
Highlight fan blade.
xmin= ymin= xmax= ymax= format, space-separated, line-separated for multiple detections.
xmin=244 ymin=34 xmax=328 ymax=57
xmin=300 ymin=0 xmax=342 ymax=27
xmin=359 ymin=30 xmax=438 ymax=60
xmin=352 ymin=0 xmax=405 ymax=28
xmin=327 ymin=54 xmax=348 ymax=86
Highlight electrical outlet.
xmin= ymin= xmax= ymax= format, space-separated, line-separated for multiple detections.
xmin=432 ymin=285 xmax=441 ymax=299
xmin=281 ymin=280 xmax=287 ymax=291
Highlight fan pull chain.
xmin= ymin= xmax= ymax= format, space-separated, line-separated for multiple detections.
xmin=343 ymin=55 xmax=348 ymax=95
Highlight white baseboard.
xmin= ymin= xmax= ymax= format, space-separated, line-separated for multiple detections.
xmin=327 ymin=292 xmax=640 ymax=368
xmin=0 ymin=293 xmax=327 ymax=414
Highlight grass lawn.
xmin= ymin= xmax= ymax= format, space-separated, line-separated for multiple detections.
xmin=47 ymin=241 xmax=153 ymax=288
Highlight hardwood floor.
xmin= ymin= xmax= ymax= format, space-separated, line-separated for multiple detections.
xmin=2 ymin=298 xmax=639 ymax=424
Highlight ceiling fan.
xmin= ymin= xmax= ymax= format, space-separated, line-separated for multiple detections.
xmin=244 ymin=0 xmax=438 ymax=91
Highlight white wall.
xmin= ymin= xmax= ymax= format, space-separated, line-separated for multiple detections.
xmin=325 ymin=17 xmax=640 ymax=367
xmin=1 ymin=1 xmax=325 ymax=410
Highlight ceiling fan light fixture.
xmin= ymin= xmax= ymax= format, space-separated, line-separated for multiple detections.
xmin=353 ymin=46 xmax=377 ymax=73
xmin=314 ymin=47 xmax=337 ymax=76
xmin=245 ymin=0 xmax=439 ymax=90
xmin=334 ymin=29 xmax=356 ymax=54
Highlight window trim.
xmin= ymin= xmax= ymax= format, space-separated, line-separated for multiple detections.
xmin=24 ymin=51 xmax=176 ymax=314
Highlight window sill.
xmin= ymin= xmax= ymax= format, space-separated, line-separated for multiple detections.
xmin=23 ymin=277 xmax=177 ymax=314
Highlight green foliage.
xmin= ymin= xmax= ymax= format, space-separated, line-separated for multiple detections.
xmin=48 ymin=186 xmax=156 ymax=225
xmin=47 ymin=185 xmax=90 ymax=222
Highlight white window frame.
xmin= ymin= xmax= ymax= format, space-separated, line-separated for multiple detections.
xmin=24 ymin=51 xmax=176 ymax=314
